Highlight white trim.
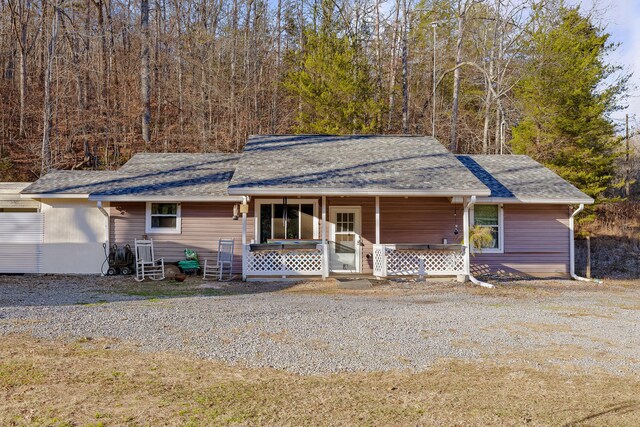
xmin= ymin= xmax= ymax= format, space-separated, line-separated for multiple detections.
xmin=375 ymin=196 xmax=380 ymax=245
xmin=90 ymin=195 xmax=243 ymax=202
xmin=469 ymin=203 xmax=504 ymax=254
xmin=242 ymin=196 xmax=248 ymax=281
xmin=451 ymin=196 xmax=594 ymax=205
xmin=21 ymin=193 xmax=89 ymax=199
xmin=97 ymin=201 xmax=110 ymax=272
xmin=321 ymin=196 xmax=328 ymax=279
xmin=253 ymin=198 xmax=319 ymax=242
xmin=145 ymin=202 xmax=182 ymax=234
xmin=329 ymin=206 xmax=362 ymax=274
xmin=463 ymin=197 xmax=471 ymax=275
xmin=230 ymin=188 xmax=491 ymax=197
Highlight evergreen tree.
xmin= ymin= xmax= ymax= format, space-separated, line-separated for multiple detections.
xmin=511 ymin=6 xmax=627 ymax=200
xmin=283 ymin=1 xmax=383 ymax=134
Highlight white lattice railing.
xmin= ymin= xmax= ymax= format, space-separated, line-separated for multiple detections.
xmin=244 ymin=244 xmax=324 ymax=276
xmin=373 ymin=244 xmax=466 ymax=277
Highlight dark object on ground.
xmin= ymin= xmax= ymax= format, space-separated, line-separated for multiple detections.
xmin=107 ymin=244 xmax=134 ymax=275
xmin=164 ymin=264 xmax=181 ymax=279
xmin=174 ymin=273 xmax=186 ymax=282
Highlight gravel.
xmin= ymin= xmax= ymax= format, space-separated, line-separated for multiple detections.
xmin=1 ymin=275 xmax=639 ymax=375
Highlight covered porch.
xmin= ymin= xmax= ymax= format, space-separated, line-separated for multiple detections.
xmin=240 ymin=196 xmax=475 ymax=281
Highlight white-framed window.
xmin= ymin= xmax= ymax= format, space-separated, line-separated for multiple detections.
xmin=470 ymin=204 xmax=504 ymax=253
xmin=254 ymin=199 xmax=319 ymax=243
xmin=146 ymin=202 xmax=181 ymax=234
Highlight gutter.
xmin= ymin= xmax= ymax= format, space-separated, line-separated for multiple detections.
xmin=227 ymin=188 xmax=491 ymax=197
xmin=569 ymin=204 xmax=603 ymax=283
xmin=88 ymin=195 xmax=244 ymax=202
xmin=464 ymin=196 xmax=495 ymax=289
xmin=97 ymin=201 xmax=110 ymax=276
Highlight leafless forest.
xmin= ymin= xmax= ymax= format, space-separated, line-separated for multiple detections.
xmin=0 ymin=0 xmax=635 ymax=185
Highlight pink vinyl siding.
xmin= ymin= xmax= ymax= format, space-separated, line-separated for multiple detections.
xmin=324 ymin=198 xmax=570 ymax=276
xmin=471 ymin=204 xmax=570 ymax=275
xmin=110 ymin=199 xmax=571 ymax=277
xmin=326 ymin=197 xmax=464 ymax=274
xmin=110 ymin=202 xmax=253 ymax=272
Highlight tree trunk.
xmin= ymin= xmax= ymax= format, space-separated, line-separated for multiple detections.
xmin=401 ymin=0 xmax=408 ymax=134
xmin=8 ymin=0 xmax=30 ymax=138
xmin=18 ymin=47 xmax=26 ymax=137
xmin=140 ymin=0 xmax=151 ymax=144
xmin=387 ymin=0 xmax=400 ymax=131
xmin=450 ymin=4 xmax=467 ymax=153
xmin=42 ymin=3 xmax=61 ymax=174
xmin=174 ymin=0 xmax=184 ymax=134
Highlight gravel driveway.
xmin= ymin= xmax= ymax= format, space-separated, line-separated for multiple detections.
xmin=1 ymin=275 xmax=639 ymax=375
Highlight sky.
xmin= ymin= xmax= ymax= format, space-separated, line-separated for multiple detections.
xmin=580 ymin=0 xmax=640 ymax=130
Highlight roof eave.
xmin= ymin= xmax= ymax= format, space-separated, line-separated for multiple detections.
xmin=20 ymin=193 xmax=90 ymax=199
xmin=228 ymin=187 xmax=491 ymax=197
xmin=451 ymin=196 xmax=595 ymax=205
xmin=88 ymin=194 xmax=244 ymax=202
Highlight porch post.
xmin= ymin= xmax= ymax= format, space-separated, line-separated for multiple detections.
xmin=321 ymin=195 xmax=328 ymax=279
xmin=241 ymin=196 xmax=248 ymax=281
xmin=462 ymin=196 xmax=470 ymax=278
xmin=375 ymin=196 xmax=380 ymax=245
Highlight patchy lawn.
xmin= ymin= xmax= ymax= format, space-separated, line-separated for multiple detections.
xmin=1 ymin=334 xmax=639 ymax=427
xmin=1 ymin=275 xmax=639 ymax=425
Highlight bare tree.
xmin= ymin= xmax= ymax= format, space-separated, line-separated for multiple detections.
xmin=141 ymin=0 xmax=151 ymax=144
xmin=41 ymin=1 xmax=62 ymax=173
xmin=7 ymin=0 xmax=35 ymax=138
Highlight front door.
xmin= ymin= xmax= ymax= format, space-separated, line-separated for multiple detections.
xmin=329 ymin=207 xmax=361 ymax=273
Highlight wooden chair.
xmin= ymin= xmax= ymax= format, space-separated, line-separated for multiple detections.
xmin=203 ymin=238 xmax=235 ymax=280
xmin=134 ymin=239 xmax=165 ymax=281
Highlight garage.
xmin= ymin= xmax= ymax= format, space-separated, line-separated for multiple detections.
xmin=0 ymin=183 xmax=42 ymax=273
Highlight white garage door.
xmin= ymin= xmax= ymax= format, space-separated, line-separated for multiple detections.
xmin=0 ymin=212 xmax=44 ymax=273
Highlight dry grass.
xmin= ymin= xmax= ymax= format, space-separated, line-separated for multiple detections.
xmin=1 ymin=335 xmax=640 ymax=426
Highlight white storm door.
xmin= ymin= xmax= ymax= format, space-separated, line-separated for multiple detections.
xmin=329 ymin=207 xmax=361 ymax=273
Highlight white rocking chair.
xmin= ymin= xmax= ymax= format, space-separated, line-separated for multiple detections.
xmin=203 ymin=238 xmax=235 ymax=281
xmin=134 ymin=238 xmax=165 ymax=281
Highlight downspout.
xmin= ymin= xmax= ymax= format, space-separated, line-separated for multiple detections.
xmin=97 ymin=200 xmax=109 ymax=245
xmin=570 ymin=204 xmax=602 ymax=283
xmin=464 ymin=196 xmax=495 ymax=289
xmin=97 ymin=200 xmax=110 ymax=276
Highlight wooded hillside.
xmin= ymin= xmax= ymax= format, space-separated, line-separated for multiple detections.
xmin=0 ymin=0 xmax=636 ymax=202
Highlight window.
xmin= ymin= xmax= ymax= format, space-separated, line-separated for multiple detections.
xmin=146 ymin=202 xmax=181 ymax=234
xmin=472 ymin=204 xmax=503 ymax=253
xmin=256 ymin=200 xmax=317 ymax=243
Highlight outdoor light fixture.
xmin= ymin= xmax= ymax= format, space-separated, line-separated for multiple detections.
xmin=232 ymin=203 xmax=239 ymax=220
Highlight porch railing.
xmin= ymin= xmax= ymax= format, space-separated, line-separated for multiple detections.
xmin=373 ymin=244 xmax=466 ymax=277
xmin=244 ymin=244 xmax=324 ymax=277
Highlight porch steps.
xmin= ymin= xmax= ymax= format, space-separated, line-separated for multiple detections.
xmin=336 ymin=278 xmax=373 ymax=290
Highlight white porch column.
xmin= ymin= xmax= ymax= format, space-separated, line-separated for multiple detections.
xmin=321 ymin=195 xmax=328 ymax=279
xmin=241 ymin=196 xmax=248 ymax=281
xmin=375 ymin=196 xmax=380 ymax=245
xmin=462 ymin=196 xmax=470 ymax=277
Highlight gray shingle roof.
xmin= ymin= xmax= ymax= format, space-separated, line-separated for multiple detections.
xmin=21 ymin=140 xmax=592 ymax=204
xmin=228 ymin=135 xmax=490 ymax=196
xmin=21 ymin=171 xmax=121 ymax=195
xmin=21 ymin=153 xmax=241 ymax=200
xmin=457 ymin=155 xmax=593 ymax=203
xmin=91 ymin=153 xmax=240 ymax=199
